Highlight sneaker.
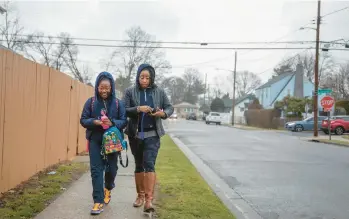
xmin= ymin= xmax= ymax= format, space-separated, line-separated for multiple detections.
xmin=90 ymin=203 xmax=104 ymax=215
xmin=104 ymin=188 xmax=111 ymax=204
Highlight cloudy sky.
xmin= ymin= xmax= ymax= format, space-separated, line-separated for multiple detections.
xmin=7 ymin=0 xmax=349 ymax=92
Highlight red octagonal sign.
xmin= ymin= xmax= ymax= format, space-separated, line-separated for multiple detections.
xmin=321 ymin=96 xmax=335 ymax=109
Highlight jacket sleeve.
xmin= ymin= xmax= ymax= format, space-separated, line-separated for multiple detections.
xmin=80 ymin=98 xmax=97 ymax=129
xmin=112 ymin=99 xmax=128 ymax=130
xmin=123 ymin=87 xmax=138 ymax=117
xmin=160 ymin=88 xmax=174 ymax=119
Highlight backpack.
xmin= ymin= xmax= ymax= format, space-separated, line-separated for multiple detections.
xmin=89 ymin=96 xmax=128 ymax=168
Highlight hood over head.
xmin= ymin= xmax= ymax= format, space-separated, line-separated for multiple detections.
xmin=136 ymin=64 xmax=156 ymax=88
xmin=94 ymin=71 xmax=116 ymax=100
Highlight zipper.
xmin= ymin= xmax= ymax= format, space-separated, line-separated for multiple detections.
xmin=144 ymin=89 xmax=147 ymax=102
xmin=103 ymin=100 xmax=108 ymax=114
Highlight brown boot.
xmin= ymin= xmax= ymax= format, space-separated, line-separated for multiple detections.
xmin=144 ymin=172 xmax=156 ymax=212
xmin=133 ymin=172 xmax=145 ymax=207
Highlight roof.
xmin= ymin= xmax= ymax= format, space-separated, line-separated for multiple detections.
xmin=235 ymin=94 xmax=255 ymax=105
xmin=270 ymin=73 xmax=296 ymax=106
xmin=173 ymin=102 xmax=199 ymax=109
xmin=256 ymin=72 xmax=294 ymax=90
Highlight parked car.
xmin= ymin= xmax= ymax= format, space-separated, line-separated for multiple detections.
xmin=321 ymin=116 xmax=349 ymax=135
xmin=186 ymin=113 xmax=197 ymax=120
xmin=205 ymin=112 xmax=222 ymax=125
xmin=169 ymin=112 xmax=178 ymax=119
xmin=285 ymin=116 xmax=327 ymax=132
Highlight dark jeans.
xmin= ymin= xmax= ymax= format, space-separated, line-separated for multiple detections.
xmin=89 ymin=139 xmax=118 ymax=203
xmin=129 ymin=136 xmax=160 ymax=173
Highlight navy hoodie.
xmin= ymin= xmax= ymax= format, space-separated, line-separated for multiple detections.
xmin=136 ymin=64 xmax=157 ymax=137
xmin=80 ymin=72 xmax=127 ymax=142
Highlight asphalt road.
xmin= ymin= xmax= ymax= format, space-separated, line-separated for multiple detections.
xmin=165 ymin=119 xmax=349 ymax=219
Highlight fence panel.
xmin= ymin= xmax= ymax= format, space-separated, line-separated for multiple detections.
xmin=33 ymin=64 xmax=50 ymax=173
xmin=45 ymin=69 xmax=73 ymax=166
xmin=0 ymin=50 xmax=6 ymax=191
xmin=2 ymin=52 xmax=23 ymax=193
xmin=67 ymin=80 xmax=79 ymax=158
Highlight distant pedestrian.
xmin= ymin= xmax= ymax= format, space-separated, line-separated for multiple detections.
xmin=123 ymin=64 xmax=173 ymax=213
xmin=80 ymin=72 xmax=127 ymax=215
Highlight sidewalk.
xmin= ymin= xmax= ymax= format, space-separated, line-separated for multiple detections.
xmin=34 ymin=154 xmax=144 ymax=219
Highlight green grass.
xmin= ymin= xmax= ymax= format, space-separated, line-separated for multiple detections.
xmin=343 ymin=135 xmax=349 ymax=140
xmin=155 ymin=135 xmax=236 ymax=219
xmin=318 ymin=139 xmax=349 ymax=147
xmin=0 ymin=162 xmax=88 ymax=219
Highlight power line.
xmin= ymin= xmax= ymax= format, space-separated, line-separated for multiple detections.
xmin=12 ymin=33 xmax=348 ymax=46
xmin=322 ymin=5 xmax=349 ymax=18
xmin=6 ymin=40 xmax=349 ymax=50
xmin=255 ymin=48 xmax=311 ymax=76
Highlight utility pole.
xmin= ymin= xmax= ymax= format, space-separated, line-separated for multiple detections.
xmin=313 ymin=0 xmax=321 ymax=137
xmin=231 ymin=51 xmax=237 ymax=126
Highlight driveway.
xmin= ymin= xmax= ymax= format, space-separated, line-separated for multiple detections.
xmin=165 ymin=119 xmax=349 ymax=219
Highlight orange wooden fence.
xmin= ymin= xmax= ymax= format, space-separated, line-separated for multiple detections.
xmin=0 ymin=49 xmax=94 ymax=193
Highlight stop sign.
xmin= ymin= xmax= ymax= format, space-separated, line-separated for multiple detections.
xmin=320 ymin=96 xmax=335 ymax=109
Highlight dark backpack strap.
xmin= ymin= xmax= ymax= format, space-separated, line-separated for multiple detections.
xmin=90 ymin=96 xmax=95 ymax=115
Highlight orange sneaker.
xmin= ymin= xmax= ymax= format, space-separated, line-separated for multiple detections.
xmin=104 ymin=188 xmax=111 ymax=204
xmin=90 ymin=203 xmax=104 ymax=215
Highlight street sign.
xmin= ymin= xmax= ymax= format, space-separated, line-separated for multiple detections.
xmin=318 ymin=89 xmax=332 ymax=95
xmin=320 ymin=95 xmax=335 ymax=111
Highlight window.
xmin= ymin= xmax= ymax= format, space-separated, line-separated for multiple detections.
xmin=240 ymin=107 xmax=244 ymax=112
xmin=210 ymin=113 xmax=220 ymax=116
xmin=304 ymin=117 xmax=314 ymax=122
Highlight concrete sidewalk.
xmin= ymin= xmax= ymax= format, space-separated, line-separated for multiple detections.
xmin=35 ymin=154 xmax=145 ymax=219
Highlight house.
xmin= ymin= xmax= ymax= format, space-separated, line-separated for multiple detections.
xmin=173 ymin=102 xmax=199 ymax=118
xmin=234 ymin=94 xmax=256 ymax=117
xmin=255 ymin=64 xmax=314 ymax=109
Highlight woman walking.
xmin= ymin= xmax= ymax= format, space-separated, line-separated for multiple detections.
xmin=80 ymin=71 xmax=127 ymax=215
xmin=123 ymin=64 xmax=173 ymax=213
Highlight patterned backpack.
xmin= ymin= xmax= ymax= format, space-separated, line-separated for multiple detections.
xmin=90 ymin=97 xmax=129 ymax=168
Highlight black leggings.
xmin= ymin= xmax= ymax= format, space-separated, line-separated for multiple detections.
xmin=129 ymin=136 xmax=160 ymax=173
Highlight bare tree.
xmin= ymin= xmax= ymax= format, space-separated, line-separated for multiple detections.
xmin=296 ymin=51 xmax=335 ymax=85
xmin=228 ymin=71 xmax=262 ymax=98
xmin=25 ymin=32 xmax=91 ymax=84
xmin=104 ymin=26 xmax=171 ymax=93
xmin=25 ymin=32 xmax=67 ymax=71
xmin=62 ymin=38 xmax=92 ymax=84
xmin=182 ymin=68 xmax=205 ymax=104
xmin=0 ymin=1 xmax=25 ymax=52
xmin=273 ymin=57 xmax=296 ymax=76
xmin=335 ymin=62 xmax=349 ymax=99
xmin=161 ymin=76 xmax=186 ymax=104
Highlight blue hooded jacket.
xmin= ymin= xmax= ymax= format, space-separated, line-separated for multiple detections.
xmin=136 ymin=64 xmax=157 ymax=138
xmin=80 ymin=72 xmax=127 ymax=142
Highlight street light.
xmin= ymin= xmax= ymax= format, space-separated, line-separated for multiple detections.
xmin=299 ymin=27 xmax=317 ymax=31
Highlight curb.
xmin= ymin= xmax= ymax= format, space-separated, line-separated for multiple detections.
xmin=168 ymin=134 xmax=262 ymax=219
xmin=308 ymin=139 xmax=349 ymax=147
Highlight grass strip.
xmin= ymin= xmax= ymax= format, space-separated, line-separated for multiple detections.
xmin=155 ymin=135 xmax=235 ymax=219
xmin=317 ymin=139 xmax=349 ymax=147
xmin=0 ymin=162 xmax=88 ymax=219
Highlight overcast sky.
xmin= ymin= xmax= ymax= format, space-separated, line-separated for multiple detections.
xmin=8 ymin=0 xmax=349 ymax=92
